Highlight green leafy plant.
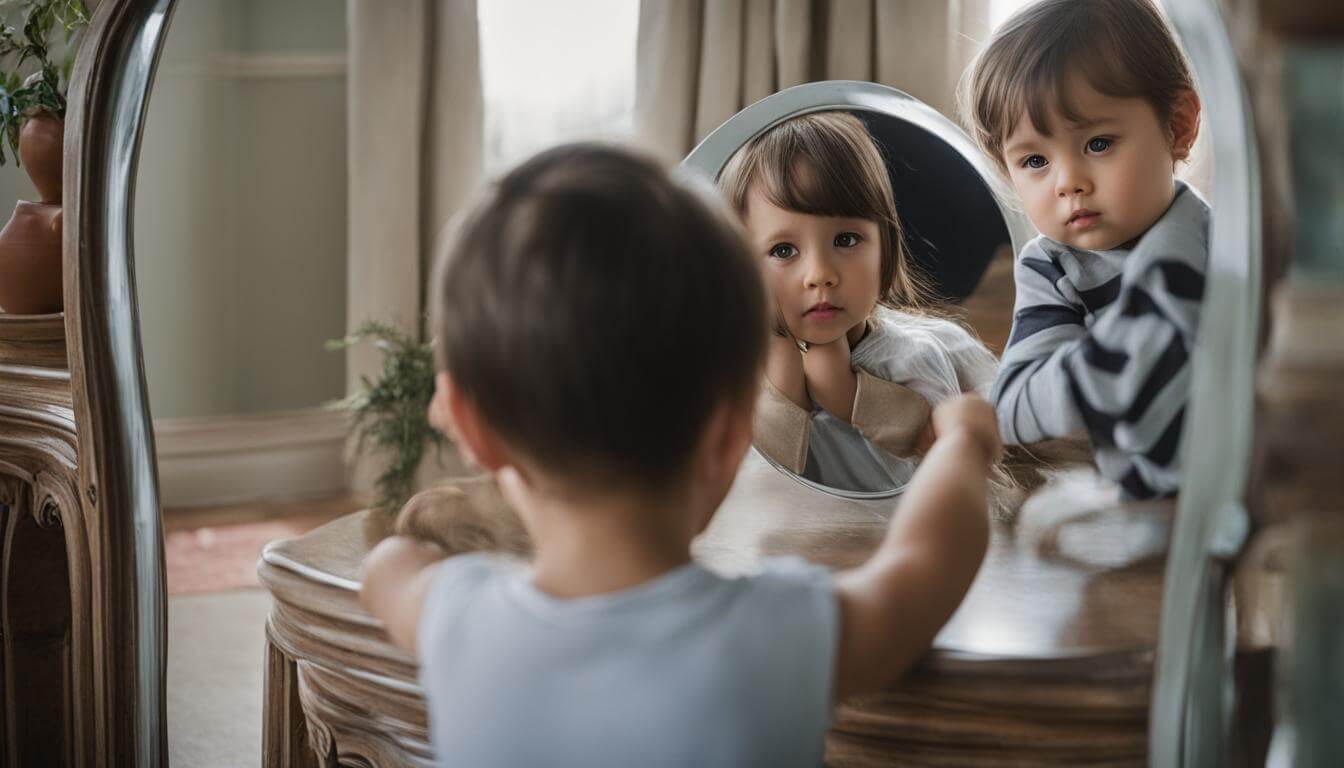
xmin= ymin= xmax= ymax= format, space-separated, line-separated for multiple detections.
xmin=0 ymin=0 xmax=90 ymax=165
xmin=327 ymin=320 xmax=444 ymax=512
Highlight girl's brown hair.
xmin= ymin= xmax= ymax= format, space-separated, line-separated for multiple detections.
xmin=716 ymin=111 xmax=935 ymax=312
xmin=962 ymin=0 xmax=1195 ymax=175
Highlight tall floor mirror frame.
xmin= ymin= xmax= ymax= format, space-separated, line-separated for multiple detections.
xmin=1150 ymin=0 xmax=1263 ymax=765
xmin=66 ymin=0 xmax=177 ymax=764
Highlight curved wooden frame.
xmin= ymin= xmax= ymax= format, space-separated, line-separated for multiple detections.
xmin=1 ymin=0 xmax=176 ymax=762
xmin=0 ymin=0 xmax=183 ymax=764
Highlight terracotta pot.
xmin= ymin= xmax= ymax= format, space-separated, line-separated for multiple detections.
xmin=0 ymin=202 xmax=63 ymax=314
xmin=0 ymin=112 xmax=65 ymax=314
xmin=19 ymin=112 xmax=64 ymax=204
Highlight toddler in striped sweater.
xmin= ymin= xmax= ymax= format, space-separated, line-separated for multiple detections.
xmin=964 ymin=0 xmax=1208 ymax=499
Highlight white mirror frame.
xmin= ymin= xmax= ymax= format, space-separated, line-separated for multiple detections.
xmin=1150 ymin=0 xmax=1263 ymax=764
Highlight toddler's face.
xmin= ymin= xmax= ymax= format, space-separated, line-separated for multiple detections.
xmin=742 ymin=184 xmax=881 ymax=346
xmin=1002 ymin=76 xmax=1183 ymax=251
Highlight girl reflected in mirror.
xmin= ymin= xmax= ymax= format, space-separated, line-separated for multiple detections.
xmin=718 ymin=112 xmax=1026 ymax=504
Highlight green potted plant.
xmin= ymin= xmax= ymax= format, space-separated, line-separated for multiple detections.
xmin=0 ymin=0 xmax=90 ymax=315
xmin=327 ymin=320 xmax=447 ymax=512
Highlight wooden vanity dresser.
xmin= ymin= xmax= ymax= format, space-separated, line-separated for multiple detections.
xmin=261 ymin=451 xmax=1170 ymax=767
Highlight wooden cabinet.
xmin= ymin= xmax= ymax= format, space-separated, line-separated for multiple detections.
xmin=0 ymin=1 xmax=176 ymax=764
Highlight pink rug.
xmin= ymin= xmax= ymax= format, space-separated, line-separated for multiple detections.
xmin=164 ymin=513 xmax=340 ymax=595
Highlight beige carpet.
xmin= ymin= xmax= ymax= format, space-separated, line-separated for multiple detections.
xmin=168 ymin=589 xmax=270 ymax=767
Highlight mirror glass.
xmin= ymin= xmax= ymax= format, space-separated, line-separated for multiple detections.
xmin=683 ymin=82 xmax=1032 ymax=498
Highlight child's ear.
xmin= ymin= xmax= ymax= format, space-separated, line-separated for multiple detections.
xmin=439 ymin=372 xmax=511 ymax=472
xmin=686 ymin=396 xmax=755 ymax=534
xmin=428 ymin=372 xmax=455 ymax=436
xmin=699 ymin=395 xmax=756 ymax=490
xmin=1169 ymin=88 xmax=1202 ymax=162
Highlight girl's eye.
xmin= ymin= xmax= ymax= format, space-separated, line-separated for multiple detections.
xmin=1021 ymin=154 xmax=1048 ymax=170
xmin=768 ymin=243 xmax=797 ymax=260
xmin=834 ymin=232 xmax=862 ymax=248
xmin=1086 ymin=136 xmax=1113 ymax=153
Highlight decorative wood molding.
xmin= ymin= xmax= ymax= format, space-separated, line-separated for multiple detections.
xmin=155 ymin=407 xmax=349 ymax=508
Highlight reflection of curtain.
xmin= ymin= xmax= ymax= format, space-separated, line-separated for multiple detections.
xmin=346 ymin=0 xmax=483 ymax=489
xmin=635 ymin=0 xmax=990 ymax=160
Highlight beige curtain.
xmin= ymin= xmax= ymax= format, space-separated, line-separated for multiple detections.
xmin=346 ymin=0 xmax=483 ymax=491
xmin=635 ymin=0 xmax=990 ymax=160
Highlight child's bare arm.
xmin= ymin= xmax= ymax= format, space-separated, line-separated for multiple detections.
xmin=803 ymin=334 xmax=857 ymax=421
xmin=360 ymin=536 xmax=447 ymax=657
xmin=765 ymin=329 xmax=809 ymax=410
xmin=831 ymin=395 xmax=1000 ymax=702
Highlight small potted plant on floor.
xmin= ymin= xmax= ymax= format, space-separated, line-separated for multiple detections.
xmin=0 ymin=0 xmax=89 ymax=315
xmin=327 ymin=320 xmax=450 ymax=512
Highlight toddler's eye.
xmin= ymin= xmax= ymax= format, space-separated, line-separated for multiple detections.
xmin=834 ymin=232 xmax=862 ymax=248
xmin=1086 ymin=137 xmax=1113 ymax=153
xmin=768 ymin=244 xmax=798 ymax=260
xmin=1021 ymin=154 xmax=1048 ymax=170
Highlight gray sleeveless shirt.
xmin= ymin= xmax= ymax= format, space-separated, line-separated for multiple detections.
xmin=417 ymin=553 xmax=837 ymax=767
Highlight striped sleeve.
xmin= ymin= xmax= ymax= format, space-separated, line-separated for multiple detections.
xmin=990 ymin=239 xmax=1091 ymax=444
xmin=991 ymin=189 xmax=1210 ymax=498
xmin=1062 ymin=193 xmax=1208 ymax=497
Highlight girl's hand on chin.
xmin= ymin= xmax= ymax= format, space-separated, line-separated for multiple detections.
xmin=765 ymin=330 xmax=809 ymax=410
xmin=801 ymin=332 xmax=858 ymax=422
xmin=802 ymin=331 xmax=850 ymax=373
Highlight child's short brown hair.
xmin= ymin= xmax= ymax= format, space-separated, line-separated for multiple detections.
xmin=963 ymin=0 xmax=1195 ymax=173
xmin=716 ymin=111 xmax=933 ymax=311
xmin=432 ymin=143 xmax=766 ymax=489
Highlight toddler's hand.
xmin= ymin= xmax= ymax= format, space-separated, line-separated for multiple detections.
xmin=930 ymin=395 xmax=1002 ymax=466
xmin=801 ymin=332 xmax=860 ymax=424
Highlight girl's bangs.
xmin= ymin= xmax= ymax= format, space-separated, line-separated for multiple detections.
xmin=748 ymin=124 xmax=886 ymax=221
xmin=1017 ymin=25 xmax=1154 ymax=139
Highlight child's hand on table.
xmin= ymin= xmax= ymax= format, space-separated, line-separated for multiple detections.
xmin=929 ymin=395 xmax=1002 ymax=467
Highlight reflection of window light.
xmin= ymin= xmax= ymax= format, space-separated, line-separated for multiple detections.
xmin=478 ymin=0 xmax=638 ymax=178
xmin=990 ymin=0 xmax=1038 ymax=29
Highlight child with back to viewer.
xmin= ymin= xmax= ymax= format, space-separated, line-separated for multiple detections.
xmin=360 ymin=143 xmax=1002 ymax=768
xmin=964 ymin=0 xmax=1208 ymax=499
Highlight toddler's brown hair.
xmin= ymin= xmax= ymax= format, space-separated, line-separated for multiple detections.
xmin=963 ymin=0 xmax=1195 ymax=174
xmin=432 ymin=143 xmax=767 ymax=490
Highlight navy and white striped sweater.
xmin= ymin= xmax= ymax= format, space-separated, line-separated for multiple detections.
xmin=990 ymin=182 xmax=1210 ymax=500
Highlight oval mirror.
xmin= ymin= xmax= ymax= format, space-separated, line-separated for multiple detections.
xmin=682 ymin=81 xmax=1033 ymax=499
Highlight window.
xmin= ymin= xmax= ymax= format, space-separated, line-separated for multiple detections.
xmin=990 ymin=0 xmax=1038 ymax=29
xmin=478 ymin=0 xmax=639 ymax=178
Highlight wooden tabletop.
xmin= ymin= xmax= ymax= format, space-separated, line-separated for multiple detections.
xmin=262 ymin=450 xmax=1170 ymax=765
xmin=266 ymin=449 xmax=1169 ymax=668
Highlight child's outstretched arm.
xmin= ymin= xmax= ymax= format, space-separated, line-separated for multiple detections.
xmin=831 ymin=395 xmax=1000 ymax=701
xmin=360 ymin=536 xmax=447 ymax=656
